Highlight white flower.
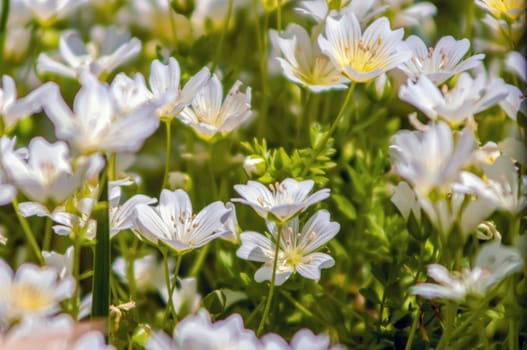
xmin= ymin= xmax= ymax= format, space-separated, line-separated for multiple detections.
xmin=398 ymin=73 xmax=509 ymax=125
xmin=389 ymin=122 xmax=475 ymax=196
xmin=43 ymin=73 xmax=159 ymax=154
xmin=110 ymin=73 xmax=152 ymax=113
xmin=398 ymin=35 xmax=484 ymax=84
xmin=135 ymin=189 xmax=232 ymax=252
xmin=476 ymin=0 xmax=526 ymax=21
xmin=43 ymin=246 xmax=74 ymax=279
xmin=411 ymin=242 xmax=524 ymax=300
xmin=233 ymin=178 xmax=330 ymax=222
xmin=147 ymin=57 xmax=210 ymax=119
xmin=170 ymin=277 xmax=201 ymax=317
xmin=146 ymin=309 xmax=260 ymax=350
xmin=505 ymin=51 xmax=527 ymax=82
xmin=21 ymin=0 xmax=86 ymax=25
xmin=37 ymin=27 xmax=141 ymax=79
xmin=112 ymin=254 xmax=166 ymax=293
xmin=456 ymin=156 xmax=527 ymax=214
xmin=270 ymin=24 xmax=349 ymax=92
xmin=390 ymin=181 xmax=421 ymax=221
xmin=296 ymin=0 xmax=385 ymax=25
xmin=0 ymin=136 xmax=25 ymax=205
xmin=178 ymin=73 xmax=252 ymax=140
xmin=0 ymin=76 xmax=58 ymax=132
xmin=0 ymin=261 xmax=75 ymax=323
xmin=1 ymin=314 xmax=114 ymax=350
xmin=499 ymin=83 xmax=527 ymax=120
xmin=109 ymin=179 xmax=156 ymax=237
xmin=318 ymin=13 xmax=411 ymax=82
xmin=262 ymin=328 xmax=344 ymax=350
xmin=237 ymin=210 xmax=339 ymax=286
xmin=387 ymin=1 xmax=437 ymax=28
xmin=418 ymin=192 xmax=494 ymax=237
xmin=2 ymin=137 xmax=103 ymax=204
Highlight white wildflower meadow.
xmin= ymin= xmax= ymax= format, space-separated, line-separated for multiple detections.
xmin=0 ymin=1 xmax=525 ymax=349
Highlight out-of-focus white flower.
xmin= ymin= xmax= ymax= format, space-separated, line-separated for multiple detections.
xmin=505 ymin=51 xmax=527 ymax=82
xmin=2 ymin=137 xmax=103 ymax=204
xmin=386 ymin=0 xmax=437 ymax=28
xmin=456 ymin=156 xmax=527 ymax=214
xmin=418 ymin=192 xmax=494 ymax=237
xmin=296 ymin=0 xmax=384 ymax=26
xmin=37 ymin=27 xmax=141 ymax=79
xmin=472 ymin=141 xmax=501 ymax=166
xmin=389 ymin=122 xmax=475 ymax=196
xmin=0 ymin=226 xmax=6 ymax=245
xmin=135 ymin=189 xmax=231 ymax=253
xmin=499 ymin=83 xmax=527 ymax=120
xmin=146 ymin=309 xmax=260 ymax=350
xmin=270 ymin=24 xmax=349 ymax=92
xmin=0 ymin=76 xmax=57 ymax=132
xmin=399 ymin=73 xmax=508 ymax=125
xmin=399 ymin=35 xmax=484 ymax=84
xmin=499 ymin=136 xmax=527 ymax=167
xmin=391 ymin=181 xmax=421 ymax=221
xmin=0 ymin=314 xmax=114 ymax=350
xmin=233 ymin=178 xmax=330 ymax=222
xmin=243 ymin=155 xmax=266 ymax=177
xmin=0 ymin=261 xmax=75 ymax=323
xmin=476 ymin=0 xmax=526 ymax=21
xmin=112 ymin=254 xmax=166 ymax=293
xmin=237 ymin=210 xmax=339 ymax=285
xmin=191 ymin=0 xmax=251 ymax=34
xmin=262 ymin=328 xmax=344 ymax=350
xmin=318 ymin=13 xmax=411 ymax=82
xmin=170 ymin=277 xmax=201 ymax=317
xmin=178 ymin=73 xmax=252 ymax=140
xmin=411 ymin=241 xmax=524 ymax=300
xmin=0 ymin=136 xmax=25 ymax=205
xmin=43 ymin=73 xmax=159 ymax=154
xmin=43 ymin=246 xmax=74 ymax=279
xmin=21 ymin=0 xmax=86 ymax=25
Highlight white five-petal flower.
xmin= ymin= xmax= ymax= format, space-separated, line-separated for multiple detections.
xmin=399 ymin=35 xmax=484 ymax=84
xmin=43 ymin=73 xmax=159 ymax=154
xmin=135 ymin=189 xmax=231 ymax=252
xmin=270 ymin=24 xmax=349 ymax=92
xmin=399 ymin=73 xmax=509 ymax=125
xmin=237 ymin=210 xmax=339 ymax=286
xmin=318 ymin=13 xmax=411 ymax=82
xmin=0 ymin=261 xmax=75 ymax=323
xmin=178 ymin=73 xmax=252 ymax=140
xmin=37 ymin=27 xmax=141 ymax=79
xmin=146 ymin=309 xmax=260 ymax=350
xmin=1 ymin=137 xmax=103 ymax=204
xmin=411 ymin=241 xmax=524 ymax=300
xmin=233 ymin=178 xmax=330 ymax=222
xmin=389 ymin=122 xmax=476 ymax=196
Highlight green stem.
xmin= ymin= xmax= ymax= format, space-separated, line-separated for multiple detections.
xmin=211 ymin=0 xmax=234 ymax=73
xmin=257 ymin=221 xmax=284 ymax=336
xmin=42 ymin=217 xmax=53 ymax=252
xmin=437 ymin=302 xmax=457 ymax=350
xmin=0 ymin=0 xmax=10 ymax=74
xmin=377 ymin=288 xmax=386 ymax=333
xmin=256 ymin=8 xmax=270 ymax=137
xmin=92 ymin=159 xmax=111 ymax=319
xmin=279 ymin=289 xmax=314 ymax=319
xmin=300 ymin=82 xmax=355 ymax=177
xmin=405 ymin=306 xmax=419 ymax=350
xmin=12 ymin=198 xmax=43 ymax=264
xmin=190 ymin=244 xmax=210 ymax=276
xmin=162 ymin=119 xmax=172 ymax=190
xmin=72 ymin=229 xmax=82 ymax=319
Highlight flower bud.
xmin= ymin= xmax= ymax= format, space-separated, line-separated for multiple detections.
xmin=243 ymin=155 xmax=266 ymax=177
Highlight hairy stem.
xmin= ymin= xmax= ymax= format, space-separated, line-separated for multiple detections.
xmin=12 ymin=198 xmax=43 ymax=264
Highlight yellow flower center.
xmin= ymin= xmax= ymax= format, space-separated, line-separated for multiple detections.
xmin=11 ymin=283 xmax=54 ymax=313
